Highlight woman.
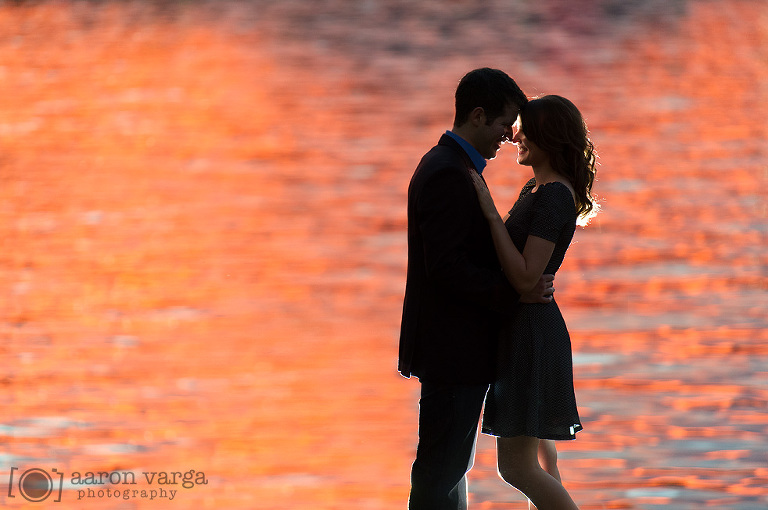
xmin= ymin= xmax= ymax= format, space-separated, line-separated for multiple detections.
xmin=469 ymin=95 xmax=598 ymax=510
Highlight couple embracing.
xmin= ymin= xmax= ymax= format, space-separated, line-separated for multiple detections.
xmin=399 ymin=68 xmax=598 ymax=510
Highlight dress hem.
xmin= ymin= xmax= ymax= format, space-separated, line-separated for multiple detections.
xmin=481 ymin=423 xmax=583 ymax=441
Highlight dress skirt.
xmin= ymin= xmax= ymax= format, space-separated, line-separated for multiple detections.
xmin=482 ymin=299 xmax=582 ymax=440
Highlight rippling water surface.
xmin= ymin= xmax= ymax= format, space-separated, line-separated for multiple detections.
xmin=0 ymin=1 xmax=766 ymax=508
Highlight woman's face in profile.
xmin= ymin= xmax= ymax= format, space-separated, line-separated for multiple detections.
xmin=511 ymin=118 xmax=548 ymax=168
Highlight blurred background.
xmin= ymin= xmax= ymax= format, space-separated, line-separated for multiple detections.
xmin=0 ymin=0 xmax=765 ymax=508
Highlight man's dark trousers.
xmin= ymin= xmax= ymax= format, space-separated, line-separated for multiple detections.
xmin=408 ymin=382 xmax=489 ymax=510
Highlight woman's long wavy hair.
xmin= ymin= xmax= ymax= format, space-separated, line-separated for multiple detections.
xmin=519 ymin=95 xmax=599 ymax=225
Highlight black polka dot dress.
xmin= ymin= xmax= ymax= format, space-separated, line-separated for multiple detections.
xmin=482 ymin=178 xmax=583 ymax=440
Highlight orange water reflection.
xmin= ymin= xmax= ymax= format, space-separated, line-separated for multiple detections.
xmin=0 ymin=1 xmax=766 ymax=509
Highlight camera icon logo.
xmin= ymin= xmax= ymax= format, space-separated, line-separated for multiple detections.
xmin=7 ymin=467 xmax=63 ymax=503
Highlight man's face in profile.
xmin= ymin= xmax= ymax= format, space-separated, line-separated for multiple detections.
xmin=476 ymin=103 xmax=519 ymax=160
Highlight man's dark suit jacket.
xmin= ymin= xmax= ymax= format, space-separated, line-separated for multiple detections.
xmin=399 ymin=134 xmax=519 ymax=384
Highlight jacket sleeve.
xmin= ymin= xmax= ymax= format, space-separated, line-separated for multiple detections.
xmin=416 ymin=166 xmax=519 ymax=313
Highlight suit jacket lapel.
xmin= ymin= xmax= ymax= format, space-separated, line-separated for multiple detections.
xmin=438 ymin=134 xmax=477 ymax=172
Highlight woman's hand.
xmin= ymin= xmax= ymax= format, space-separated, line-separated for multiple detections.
xmin=469 ymin=169 xmax=500 ymax=220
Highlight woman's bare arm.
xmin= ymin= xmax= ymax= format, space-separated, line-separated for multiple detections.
xmin=471 ymin=170 xmax=556 ymax=294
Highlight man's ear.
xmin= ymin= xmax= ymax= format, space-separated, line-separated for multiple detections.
xmin=468 ymin=107 xmax=486 ymax=127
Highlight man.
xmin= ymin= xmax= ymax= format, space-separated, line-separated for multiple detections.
xmin=399 ymin=68 xmax=554 ymax=509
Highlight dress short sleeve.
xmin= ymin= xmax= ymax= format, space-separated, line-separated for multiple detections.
xmin=528 ymin=182 xmax=576 ymax=243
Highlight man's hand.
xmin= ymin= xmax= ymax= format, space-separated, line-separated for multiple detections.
xmin=519 ymin=274 xmax=555 ymax=304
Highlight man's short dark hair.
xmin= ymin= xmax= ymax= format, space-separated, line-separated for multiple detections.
xmin=453 ymin=68 xmax=527 ymax=127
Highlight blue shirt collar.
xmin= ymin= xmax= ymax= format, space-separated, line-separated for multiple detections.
xmin=445 ymin=130 xmax=487 ymax=174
